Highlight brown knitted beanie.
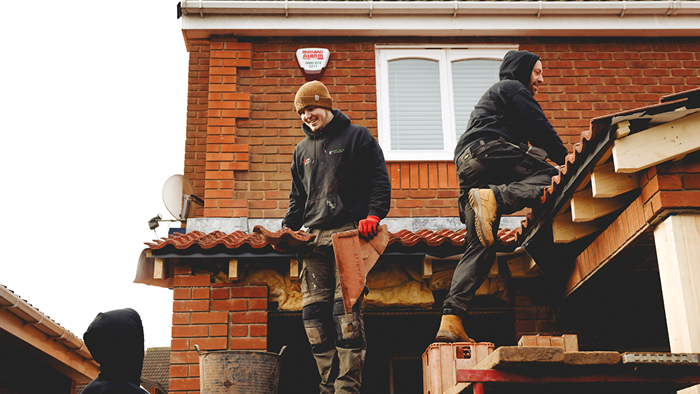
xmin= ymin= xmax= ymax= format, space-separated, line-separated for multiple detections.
xmin=294 ymin=81 xmax=333 ymax=113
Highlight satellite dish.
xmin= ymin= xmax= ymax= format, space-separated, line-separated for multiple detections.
xmin=162 ymin=175 xmax=202 ymax=221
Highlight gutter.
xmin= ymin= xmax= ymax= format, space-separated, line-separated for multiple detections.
xmin=179 ymin=0 xmax=699 ymax=18
xmin=0 ymin=284 xmax=99 ymax=382
xmin=177 ymin=0 xmax=700 ymax=45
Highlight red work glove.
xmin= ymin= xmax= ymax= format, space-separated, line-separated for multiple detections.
xmin=358 ymin=215 xmax=380 ymax=240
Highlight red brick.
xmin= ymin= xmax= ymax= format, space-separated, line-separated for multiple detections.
xmin=170 ymin=350 xmax=199 ymax=364
xmin=230 ymin=286 xmax=268 ymax=298
xmin=250 ymin=324 xmax=268 ymax=337
xmin=192 ymin=288 xmax=210 ymax=299
xmin=209 ymin=324 xmax=229 ymax=337
xmin=172 ymin=313 xmax=190 ymax=325
xmin=191 ymin=312 xmax=228 ymax=324
xmin=173 ymin=288 xmax=191 ymax=300
xmin=641 ymin=175 xmax=659 ymax=203
xmin=169 ymin=378 xmax=200 ymax=391
xmin=172 ymin=325 xmax=208 ymax=338
xmin=231 ymin=324 xmax=249 ymax=337
xmin=230 ymin=337 xmax=267 ymax=350
xmin=658 ymin=190 xmax=700 ymax=209
xmin=684 ymin=174 xmax=700 ymax=189
xmin=407 ymin=190 xmax=436 ymax=199
xmin=230 ymin=311 xmax=268 ymax=324
xmin=190 ymin=364 xmax=200 ymax=378
xmin=173 ymin=300 xmax=209 ymax=312
xmin=212 ymin=288 xmax=229 ymax=300
xmin=535 ymin=320 xmax=558 ymax=332
xmin=174 ymin=275 xmax=211 ymax=287
xmin=515 ymin=320 xmax=536 ymax=333
xmin=212 ymin=299 xmax=248 ymax=311
xmin=171 ymin=338 xmax=188 ymax=351
xmin=250 ymin=298 xmax=268 ymax=310
xmin=191 ymin=337 xmax=228 ymax=351
xmin=170 ymin=365 xmax=188 ymax=378
xmin=656 ymin=175 xmax=683 ymax=190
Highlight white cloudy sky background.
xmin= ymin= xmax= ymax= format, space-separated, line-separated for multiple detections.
xmin=2 ymin=1 xmax=189 ymax=348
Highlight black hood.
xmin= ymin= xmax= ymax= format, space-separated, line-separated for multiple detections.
xmin=84 ymin=308 xmax=144 ymax=384
xmin=499 ymin=50 xmax=540 ymax=88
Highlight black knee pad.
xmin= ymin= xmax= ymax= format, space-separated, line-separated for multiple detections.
xmin=303 ymin=302 xmax=334 ymax=352
xmin=332 ymin=298 xmax=364 ymax=349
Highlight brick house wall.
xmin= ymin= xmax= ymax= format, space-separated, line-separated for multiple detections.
xmin=173 ymin=35 xmax=699 ymax=392
xmin=169 ymin=262 xmax=270 ymax=392
xmin=184 ymin=36 xmax=699 ymax=220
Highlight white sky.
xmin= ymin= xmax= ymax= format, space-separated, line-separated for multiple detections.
xmin=2 ymin=1 xmax=189 ymax=348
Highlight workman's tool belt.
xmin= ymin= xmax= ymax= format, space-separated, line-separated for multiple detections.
xmin=457 ymin=138 xmax=550 ymax=177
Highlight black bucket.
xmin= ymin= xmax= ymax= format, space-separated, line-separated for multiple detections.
xmin=195 ymin=344 xmax=286 ymax=393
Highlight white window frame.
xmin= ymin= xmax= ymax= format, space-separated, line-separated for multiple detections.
xmin=376 ymin=44 xmax=518 ymax=161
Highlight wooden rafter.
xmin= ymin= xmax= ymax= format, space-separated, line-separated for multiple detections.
xmin=591 ymin=161 xmax=639 ymax=198
xmin=613 ymin=111 xmax=700 ymax=173
xmin=571 ymin=188 xmax=627 ymax=222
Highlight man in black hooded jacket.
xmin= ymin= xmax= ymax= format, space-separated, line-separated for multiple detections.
xmin=282 ymin=80 xmax=391 ymax=393
xmin=436 ymin=50 xmax=568 ymax=343
xmin=82 ymin=308 xmax=147 ymax=393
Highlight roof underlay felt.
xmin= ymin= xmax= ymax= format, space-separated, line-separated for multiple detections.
xmin=142 ymin=87 xmax=700 ymax=298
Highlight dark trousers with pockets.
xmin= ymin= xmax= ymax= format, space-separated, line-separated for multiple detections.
xmin=443 ymin=139 xmax=559 ymax=315
xmin=299 ymin=223 xmax=366 ymax=394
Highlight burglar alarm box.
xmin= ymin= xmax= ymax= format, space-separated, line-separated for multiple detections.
xmin=422 ymin=342 xmax=495 ymax=394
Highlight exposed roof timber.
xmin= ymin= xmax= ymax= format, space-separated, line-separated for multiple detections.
xmin=179 ymin=1 xmax=700 ymax=39
xmin=0 ymin=284 xmax=99 ymax=383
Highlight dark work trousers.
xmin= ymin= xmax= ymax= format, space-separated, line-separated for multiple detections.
xmin=299 ymin=222 xmax=366 ymax=394
xmin=443 ymin=139 xmax=559 ymax=315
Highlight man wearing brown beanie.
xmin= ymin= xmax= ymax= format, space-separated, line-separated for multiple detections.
xmin=282 ymin=80 xmax=391 ymax=393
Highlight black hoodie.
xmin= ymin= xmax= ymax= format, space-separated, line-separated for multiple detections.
xmin=82 ymin=308 xmax=146 ymax=394
xmin=283 ymin=109 xmax=391 ymax=230
xmin=454 ymin=50 xmax=568 ymax=165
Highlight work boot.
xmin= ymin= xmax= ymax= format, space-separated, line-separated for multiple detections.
xmin=436 ymin=314 xmax=474 ymax=343
xmin=469 ymin=188 xmax=498 ymax=248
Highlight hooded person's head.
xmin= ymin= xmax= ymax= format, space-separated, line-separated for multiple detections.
xmin=84 ymin=308 xmax=145 ymax=384
xmin=499 ymin=50 xmax=543 ymax=95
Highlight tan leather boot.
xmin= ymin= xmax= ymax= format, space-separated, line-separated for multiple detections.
xmin=469 ymin=188 xmax=498 ymax=247
xmin=436 ymin=314 xmax=474 ymax=343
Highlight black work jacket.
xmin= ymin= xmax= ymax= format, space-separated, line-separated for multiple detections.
xmin=454 ymin=50 xmax=568 ymax=166
xmin=283 ymin=110 xmax=391 ymax=230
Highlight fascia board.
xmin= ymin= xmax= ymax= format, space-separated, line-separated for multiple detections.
xmin=179 ymin=0 xmax=700 ymax=17
xmin=181 ymin=13 xmax=700 ymax=38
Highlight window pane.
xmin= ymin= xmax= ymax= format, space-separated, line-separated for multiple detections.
xmin=388 ymin=59 xmax=444 ymax=150
xmin=452 ymin=59 xmax=500 ymax=140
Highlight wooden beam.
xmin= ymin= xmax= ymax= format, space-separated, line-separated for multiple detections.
xmin=422 ymin=257 xmax=433 ymax=279
xmin=570 ymin=188 xmax=627 ymax=222
xmin=0 ymin=309 xmax=99 ymax=383
xmin=614 ymin=120 xmax=631 ymax=139
xmin=228 ymin=259 xmax=239 ymax=281
xmin=153 ymin=258 xmax=167 ymax=280
xmin=613 ymin=111 xmax=700 ymax=173
xmin=653 ymin=214 xmax=700 ymax=361
xmin=574 ymin=172 xmax=592 ymax=193
xmin=591 ymin=161 xmax=639 ymax=198
xmin=290 ymin=259 xmax=299 ymax=281
xmin=595 ymin=147 xmax=613 ymax=167
xmin=504 ymin=253 xmax=539 ymax=278
xmin=552 ymin=211 xmax=602 ymax=243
